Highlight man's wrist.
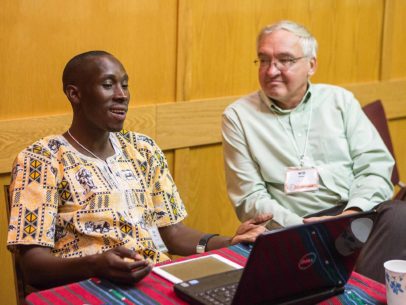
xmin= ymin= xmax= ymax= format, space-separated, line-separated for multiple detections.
xmin=196 ymin=234 xmax=219 ymax=253
xmin=85 ymin=254 xmax=99 ymax=278
xmin=229 ymin=235 xmax=237 ymax=246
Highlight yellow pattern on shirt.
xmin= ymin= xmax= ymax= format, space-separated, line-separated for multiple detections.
xmin=7 ymin=131 xmax=187 ymax=263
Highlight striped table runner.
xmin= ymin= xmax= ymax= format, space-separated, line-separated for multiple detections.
xmin=26 ymin=244 xmax=386 ymax=305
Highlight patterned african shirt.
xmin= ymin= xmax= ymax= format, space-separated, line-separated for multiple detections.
xmin=7 ymin=130 xmax=187 ymax=263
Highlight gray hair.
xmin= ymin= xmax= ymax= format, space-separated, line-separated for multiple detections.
xmin=257 ymin=20 xmax=318 ymax=58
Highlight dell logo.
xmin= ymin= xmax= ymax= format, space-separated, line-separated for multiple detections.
xmin=298 ymin=253 xmax=317 ymax=270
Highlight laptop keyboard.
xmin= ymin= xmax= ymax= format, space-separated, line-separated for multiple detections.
xmin=196 ymin=282 xmax=238 ymax=305
xmin=174 ymin=269 xmax=243 ymax=305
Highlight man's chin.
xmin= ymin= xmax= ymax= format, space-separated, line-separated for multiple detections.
xmin=262 ymin=84 xmax=285 ymax=97
xmin=108 ymin=126 xmax=125 ymax=133
xmin=263 ymin=90 xmax=284 ymax=101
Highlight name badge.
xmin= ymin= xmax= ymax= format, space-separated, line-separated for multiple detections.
xmin=148 ymin=226 xmax=168 ymax=253
xmin=284 ymin=167 xmax=319 ymax=194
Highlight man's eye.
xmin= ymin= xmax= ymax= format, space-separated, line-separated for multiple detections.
xmin=279 ymin=58 xmax=293 ymax=64
xmin=122 ymin=83 xmax=128 ymax=89
xmin=258 ymin=59 xmax=271 ymax=66
xmin=102 ymin=83 xmax=113 ymax=88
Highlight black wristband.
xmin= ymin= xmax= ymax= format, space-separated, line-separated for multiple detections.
xmin=196 ymin=234 xmax=219 ymax=254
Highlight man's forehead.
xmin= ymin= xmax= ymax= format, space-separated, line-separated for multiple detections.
xmin=77 ymin=55 xmax=126 ymax=80
xmin=82 ymin=55 xmax=122 ymax=72
xmin=258 ymin=30 xmax=302 ymax=54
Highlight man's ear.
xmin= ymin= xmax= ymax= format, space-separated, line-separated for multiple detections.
xmin=307 ymin=57 xmax=317 ymax=77
xmin=64 ymin=85 xmax=81 ymax=105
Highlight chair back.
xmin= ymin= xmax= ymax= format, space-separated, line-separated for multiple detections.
xmin=4 ymin=185 xmax=29 ymax=305
xmin=362 ymin=100 xmax=399 ymax=185
xmin=362 ymin=100 xmax=405 ymax=201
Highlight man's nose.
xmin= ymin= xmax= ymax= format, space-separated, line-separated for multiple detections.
xmin=265 ymin=62 xmax=280 ymax=76
xmin=114 ymin=86 xmax=128 ymax=100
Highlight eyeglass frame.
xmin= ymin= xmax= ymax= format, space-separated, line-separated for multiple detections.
xmin=253 ymin=56 xmax=308 ymax=71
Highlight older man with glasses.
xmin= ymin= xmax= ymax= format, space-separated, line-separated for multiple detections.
xmin=222 ymin=20 xmax=406 ymax=283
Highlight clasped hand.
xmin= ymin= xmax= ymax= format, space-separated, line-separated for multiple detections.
xmin=93 ymin=246 xmax=152 ymax=284
xmin=230 ymin=213 xmax=273 ymax=245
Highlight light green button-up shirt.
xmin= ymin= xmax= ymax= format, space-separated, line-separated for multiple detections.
xmin=222 ymin=83 xmax=394 ymax=227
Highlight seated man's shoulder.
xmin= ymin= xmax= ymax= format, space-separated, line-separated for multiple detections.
xmin=312 ymin=83 xmax=360 ymax=109
xmin=313 ymin=83 xmax=355 ymax=99
xmin=17 ymin=135 xmax=66 ymax=160
xmin=224 ymin=91 xmax=262 ymax=113
xmin=115 ymin=130 xmax=158 ymax=151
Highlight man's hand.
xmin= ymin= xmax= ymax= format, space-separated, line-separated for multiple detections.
xmin=19 ymin=245 xmax=152 ymax=288
xmin=230 ymin=213 xmax=273 ymax=245
xmin=303 ymin=208 xmax=360 ymax=224
xmin=91 ymin=246 xmax=152 ymax=284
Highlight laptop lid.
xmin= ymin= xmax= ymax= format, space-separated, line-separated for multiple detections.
xmin=232 ymin=210 xmax=376 ymax=305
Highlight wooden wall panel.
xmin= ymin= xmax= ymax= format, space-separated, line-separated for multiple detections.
xmin=156 ymin=97 xmax=235 ymax=150
xmin=312 ymin=0 xmax=384 ymax=84
xmin=381 ymin=0 xmax=406 ymax=80
xmin=0 ymin=0 xmax=177 ymax=120
xmin=165 ymin=151 xmax=174 ymax=175
xmin=389 ymin=119 xmax=406 ymax=183
xmin=176 ymin=0 xmax=383 ymax=101
xmin=176 ymin=144 xmax=240 ymax=236
xmin=343 ymin=80 xmax=406 ymax=119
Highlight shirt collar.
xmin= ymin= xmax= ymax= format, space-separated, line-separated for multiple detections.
xmin=260 ymin=82 xmax=313 ymax=114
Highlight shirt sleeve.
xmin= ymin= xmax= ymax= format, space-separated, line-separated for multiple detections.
xmin=7 ymin=146 xmax=59 ymax=252
xmin=146 ymin=139 xmax=188 ymax=227
xmin=343 ymin=96 xmax=394 ymax=210
xmin=222 ymin=110 xmax=304 ymax=227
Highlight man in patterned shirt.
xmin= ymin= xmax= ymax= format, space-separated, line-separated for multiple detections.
xmin=7 ymin=51 xmax=272 ymax=288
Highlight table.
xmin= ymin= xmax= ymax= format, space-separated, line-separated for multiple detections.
xmin=25 ymin=244 xmax=387 ymax=305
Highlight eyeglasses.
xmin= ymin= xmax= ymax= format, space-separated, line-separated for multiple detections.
xmin=253 ymin=56 xmax=307 ymax=71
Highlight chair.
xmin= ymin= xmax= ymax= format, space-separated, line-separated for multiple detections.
xmin=4 ymin=185 xmax=34 ymax=305
xmin=362 ymin=100 xmax=406 ymax=201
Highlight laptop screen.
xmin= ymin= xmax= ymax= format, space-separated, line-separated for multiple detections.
xmin=232 ymin=211 xmax=376 ymax=305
